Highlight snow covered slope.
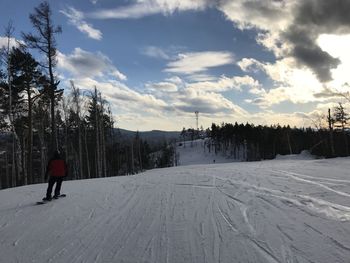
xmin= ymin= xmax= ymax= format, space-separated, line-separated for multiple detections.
xmin=1 ymin=158 xmax=350 ymax=263
xmin=176 ymin=139 xmax=235 ymax=165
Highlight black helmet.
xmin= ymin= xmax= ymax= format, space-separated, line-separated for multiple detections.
xmin=53 ymin=150 xmax=61 ymax=159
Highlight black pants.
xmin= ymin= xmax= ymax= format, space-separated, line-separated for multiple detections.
xmin=46 ymin=176 xmax=64 ymax=198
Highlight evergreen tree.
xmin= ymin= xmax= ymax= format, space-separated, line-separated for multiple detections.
xmin=333 ymin=103 xmax=350 ymax=155
xmin=10 ymin=47 xmax=46 ymax=184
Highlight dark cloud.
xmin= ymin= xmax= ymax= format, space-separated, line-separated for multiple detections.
xmin=176 ymin=103 xmax=232 ymax=114
xmin=285 ymin=0 xmax=350 ymax=82
xmin=242 ymin=0 xmax=285 ymax=21
xmin=313 ymin=88 xmax=342 ymax=99
xmin=175 ymin=93 xmax=245 ymax=114
xmin=296 ymin=1 xmax=350 ymax=31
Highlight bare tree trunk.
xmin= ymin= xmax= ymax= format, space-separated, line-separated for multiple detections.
xmin=5 ymin=151 xmax=9 ymax=188
xmin=342 ymin=126 xmax=349 ymax=156
xmin=0 ymin=158 xmax=2 ymax=190
xmin=27 ymin=89 xmax=33 ymax=184
xmin=12 ymin=138 xmax=15 ymax=187
xmin=328 ymin=108 xmax=335 ymax=156
xmin=77 ymin=125 xmax=82 ymax=179
xmin=38 ymin=122 xmax=47 ymax=183
xmin=98 ymin=92 xmax=107 ymax=177
xmin=286 ymin=132 xmax=293 ymax=155
xmin=5 ymin=22 xmax=23 ymax=187
xmin=102 ymin=135 xmax=107 ymax=177
xmin=95 ymin=105 xmax=101 ymax=178
xmin=84 ymin=127 xmax=91 ymax=179
xmin=100 ymin=113 xmax=106 ymax=177
xmin=71 ymin=81 xmax=83 ymax=179
xmin=138 ymin=141 xmax=142 ymax=172
xmin=21 ymin=136 xmax=27 ymax=185
xmin=92 ymin=88 xmax=101 ymax=178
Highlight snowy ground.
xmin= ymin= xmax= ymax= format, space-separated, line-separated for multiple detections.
xmin=1 ymin=157 xmax=350 ymax=262
xmin=176 ymin=139 xmax=238 ymax=165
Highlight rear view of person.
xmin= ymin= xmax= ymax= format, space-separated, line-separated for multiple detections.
xmin=43 ymin=150 xmax=68 ymax=201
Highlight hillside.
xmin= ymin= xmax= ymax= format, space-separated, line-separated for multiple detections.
xmin=117 ymin=129 xmax=180 ymax=144
xmin=176 ymin=139 xmax=241 ymax=166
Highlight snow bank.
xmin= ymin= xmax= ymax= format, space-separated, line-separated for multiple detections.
xmin=275 ymin=150 xmax=316 ymax=160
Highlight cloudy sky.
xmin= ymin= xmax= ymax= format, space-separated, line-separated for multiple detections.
xmin=1 ymin=0 xmax=350 ymax=131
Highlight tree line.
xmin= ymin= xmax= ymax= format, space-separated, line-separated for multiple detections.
xmin=208 ymin=105 xmax=350 ymax=161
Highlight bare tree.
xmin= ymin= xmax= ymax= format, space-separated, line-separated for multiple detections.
xmin=2 ymin=21 xmax=24 ymax=186
xmin=22 ymin=1 xmax=62 ymax=153
xmin=98 ymin=92 xmax=107 ymax=177
xmin=327 ymin=108 xmax=335 ymax=156
xmin=70 ymin=81 xmax=83 ymax=179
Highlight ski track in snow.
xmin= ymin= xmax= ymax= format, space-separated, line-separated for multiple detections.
xmin=1 ymin=158 xmax=350 ymax=262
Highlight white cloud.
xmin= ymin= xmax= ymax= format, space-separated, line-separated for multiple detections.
xmin=246 ymin=87 xmax=290 ymax=108
xmin=72 ymin=78 xmax=168 ymax=115
xmin=63 ymin=73 xmax=324 ymax=131
xmin=164 ymin=51 xmax=234 ymax=75
xmin=174 ymin=87 xmax=249 ymax=115
xmin=238 ymin=57 xmax=325 ymax=107
xmin=238 ymin=58 xmax=265 ymax=73
xmin=89 ymin=0 xmax=210 ymax=19
xmin=0 ymin=36 xmax=23 ymax=50
xmin=164 ymin=76 xmax=183 ymax=85
xmin=61 ymin=7 xmax=102 ymax=40
xmin=248 ymin=111 xmax=315 ymax=128
xmin=147 ymin=82 xmax=178 ymax=92
xmin=186 ymin=74 xmax=217 ymax=82
xmin=142 ymin=76 xmax=250 ymax=116
xmin=141 ymin=46 xmax=170 ymax=60
xmin=218 ymin=0 xmax=295 ymax=32
xmin=57 ymin=48 xmax=126 ymax=81
xmin=317 ymin=34 xmax=350 ymax=93
xmin=187 ymin=75 xmax=260 ymax=92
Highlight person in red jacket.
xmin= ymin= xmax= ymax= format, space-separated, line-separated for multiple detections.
xmin=43 ymin=150 xmax=68 ymax=201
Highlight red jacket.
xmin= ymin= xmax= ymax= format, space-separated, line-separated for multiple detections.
xmin=47 ymin=159 xmax=68 ymax=177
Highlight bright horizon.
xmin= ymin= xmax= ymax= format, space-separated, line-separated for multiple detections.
xmin=1 ymin=0 xmax=350 ymax=131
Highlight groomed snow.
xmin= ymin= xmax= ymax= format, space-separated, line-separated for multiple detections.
xmin=176 ymin=139 xmax=238 ymax=165
xmin=1 ymin=158 xmax=350 ymax=262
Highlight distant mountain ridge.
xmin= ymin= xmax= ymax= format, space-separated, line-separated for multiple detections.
xmin=115 ymin=128 xmax=181 ymax=143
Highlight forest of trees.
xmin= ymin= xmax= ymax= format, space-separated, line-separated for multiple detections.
xmin=0 ymin=2 xmax=174 ymax=190
xmin=178 ymin=100 xmax=350 ymax=162
xmin=207 ymin=111 xmax=350 ymax=161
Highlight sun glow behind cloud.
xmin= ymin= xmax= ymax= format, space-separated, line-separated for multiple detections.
xmin=317 ymin=34 xmax=350 ymax=92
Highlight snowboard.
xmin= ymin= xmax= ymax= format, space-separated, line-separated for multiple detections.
xmin=36 ymin=194 xmax=66 ymax=205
